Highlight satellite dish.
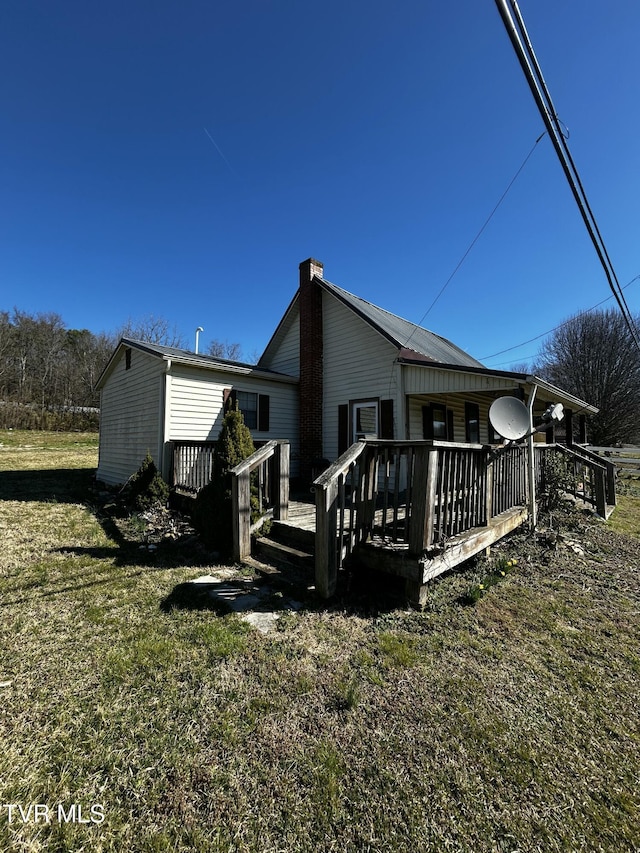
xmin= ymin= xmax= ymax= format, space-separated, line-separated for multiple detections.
xmin=489 ymin=396 xmax=530 ymax=441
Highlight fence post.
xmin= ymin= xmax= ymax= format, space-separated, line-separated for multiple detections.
xmin=274 ymin=441 xmax=290 ymax=521
xmin=315 ymin=480 xmax=338 ymax=598
xmin=231 ymin=471 xmax=251 ymax=562
xmin=408 ymin=447 xmax=438 ymax=554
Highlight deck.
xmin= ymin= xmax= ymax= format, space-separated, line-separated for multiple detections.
xmin=278 ymin=497 xmax=528 ymax=605
xmin=222 ymin=437 xmax=617 ymax=606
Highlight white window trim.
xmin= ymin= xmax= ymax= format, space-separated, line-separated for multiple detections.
xmin=352 ymin=400 xmax=379 ymax=442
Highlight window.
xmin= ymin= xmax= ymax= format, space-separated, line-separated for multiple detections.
xmin=338 ymin=398 xmax=393 ymax=454
xmin=465 ymin=402 xmax=480 ymax=443
xmin=225 ymin=389 xmax=270 ymax=432
xmin=422 ymin=404 xmax=453 ymax=440
xmin=236 ymin=391 xmax=258 ymax=429
xmin=125 ymin=348 xmax=132 ymax=370
xmin=353 ymin=401 xmax=378 ymax=441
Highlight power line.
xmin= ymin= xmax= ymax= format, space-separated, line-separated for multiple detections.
xmin=402 ymin=132 xmax=545 ymax=350
xmin=494 ymin=0 xmax=640 ymax=351
xmin=480 ymin=275 xmax=640 ymax=362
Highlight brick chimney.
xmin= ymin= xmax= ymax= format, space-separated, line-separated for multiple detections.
xmin=299 ymin=258 xmax=324 ymax=481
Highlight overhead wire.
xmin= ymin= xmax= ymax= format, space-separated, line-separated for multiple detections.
xmin=401 ymin=132 xmax=545 ymax=350
xmin=480 ymin=274 xmax=640 ymax=362
xmin=494 ymin=0 xmax=640 ymax=351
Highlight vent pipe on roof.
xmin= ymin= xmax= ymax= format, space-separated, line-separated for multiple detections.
xmin=195 ymin=327 xmax=204 ymax=354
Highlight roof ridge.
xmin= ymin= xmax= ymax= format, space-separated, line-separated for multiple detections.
xmin=318 ymin=278 xmax=484 ymax=368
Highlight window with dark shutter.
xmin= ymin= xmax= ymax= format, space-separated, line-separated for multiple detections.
xmin=236 ymin=391 xmax=257 ymax=429
xmin=423 ymin=404 xmax=450 ymax=440
xmin=465 ymin=402 xmax=480 ymax=443
xmin=258 ymin=394 xmax=270 ymax=432
xmin=380 ymin=399 xmax=394 ymax=440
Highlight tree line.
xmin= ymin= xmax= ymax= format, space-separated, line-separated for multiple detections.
xmin=1 ymin=305 xmax=638 ymax=445
xmin=0 ymin=310 xmax=244 ymax=432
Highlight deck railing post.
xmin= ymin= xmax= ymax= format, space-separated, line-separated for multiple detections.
xmin=315 ymin=480 xmax=338 ymax=598
xmin=408 ymin=447 xmax=439 ymax=554
xmin=357 ymin=446 xmax=378 ymax=539
xmin=594 ymin=467 xmax=607 ymax=518
xmin=231 ymin=470 xmax=251 ymax=562
xmin=485 ymin=451 xmax=494 ymax=523
xmin=274 ymin=441 xmax=290 ymax=521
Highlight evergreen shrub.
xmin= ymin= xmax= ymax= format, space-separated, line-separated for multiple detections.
xmin=192 ymin=407 xmax=256 ymax=554
xmin=127 ymin=452 xmax=170 ymax=510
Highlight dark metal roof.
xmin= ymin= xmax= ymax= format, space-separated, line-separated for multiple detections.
xmin=96 ymin=338 xmax=297 ymax=390
xmin=318 ymin=279 xmax=485 ymax=368
xmin=120 ymin=338 xmax=265 ymax=371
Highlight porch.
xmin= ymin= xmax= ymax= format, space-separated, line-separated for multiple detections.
xmin=171 ymin=437 xmax=616 ymax=606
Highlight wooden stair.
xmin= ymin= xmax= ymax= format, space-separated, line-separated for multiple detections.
xmin=247 ymin=519 xmax=315 ymax=583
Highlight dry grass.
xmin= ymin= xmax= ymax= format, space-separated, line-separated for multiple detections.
xmin=1 ymin=432 xmax=639 ymax=852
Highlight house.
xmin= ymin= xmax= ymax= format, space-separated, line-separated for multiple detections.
xmin=96 ymin=342 xmax=298 ymax=486
xmin=96 ymin=257 xmax=597 ymax=488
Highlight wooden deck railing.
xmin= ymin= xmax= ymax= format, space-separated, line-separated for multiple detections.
xmin=172 ymin=440 xmax=216 ymax=493
xmin=313 ymin=440 xmax=529 ymax=598
xmin=230 ymin=440 xmax=290 ymax=561
xmin=534 ymin=443 xmax=615 ymax=516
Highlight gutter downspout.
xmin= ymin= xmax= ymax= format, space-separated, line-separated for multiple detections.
xmin=527 ymin=383 xmax=538 ymax=529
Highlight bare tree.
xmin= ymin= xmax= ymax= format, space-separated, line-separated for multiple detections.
xmin=207 ymin=339 xmax=243 ymax=361
xmin=537 ymin=309 xmax=640 ymax=445
xmin=117 ymin=315 xmax=185 ymax=348
xmin=509 ymin=360 xmax=536 ymax=375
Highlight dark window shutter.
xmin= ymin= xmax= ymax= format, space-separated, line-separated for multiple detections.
xmin=380 ymin=399 xmax=394 ymax=439
xmin=258 ymin=394 xmax=270 ymax=432
xmin=338 ymin=404 xmax=349 ymax=455
xmin=447 ymin=410 xmax=454 ymax=441
xmin=422 ymin=406 xmax=433 ymax=440
xmin=223 ymin=388 xmax=237 ymax=412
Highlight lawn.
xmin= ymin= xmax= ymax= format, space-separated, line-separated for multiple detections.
xmin=1 ymin=431 xmax=639 ymax=852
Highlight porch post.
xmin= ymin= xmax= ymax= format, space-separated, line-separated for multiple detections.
xmin=578 ymin=414 xmax=587 ymax=445
xmin=527 ymin=385 xmax=538 ymax=529
xmin=565 ymin=408 xmax=574 ymax=447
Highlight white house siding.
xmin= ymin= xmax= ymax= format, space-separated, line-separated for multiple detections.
xmin=261 ymin=313 xmax=300 ymax=376
xmin=168 ymin=364 xmax=300 ymax=473
xmin=322 ymin=292 xmax=400 ymax=460
xmin=97 ymin=348 xmax=164 ymax=485
xmin=402 ymin=365 xmax=521 ymax=396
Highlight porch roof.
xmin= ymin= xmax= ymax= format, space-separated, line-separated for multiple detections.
xmin=396 ymin=352 xmax=599 ymax=414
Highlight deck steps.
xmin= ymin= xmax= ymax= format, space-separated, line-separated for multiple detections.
xmin=251 ymin=517 xmax=315 ymax=582
xmin=254 ymin=535 xmax=314 ymax=570
xmin=269 ymin=519 xmax=315 ymax=552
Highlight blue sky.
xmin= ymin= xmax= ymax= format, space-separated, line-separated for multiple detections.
xmin=2 ymin=1 xmax=639 ymax=368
